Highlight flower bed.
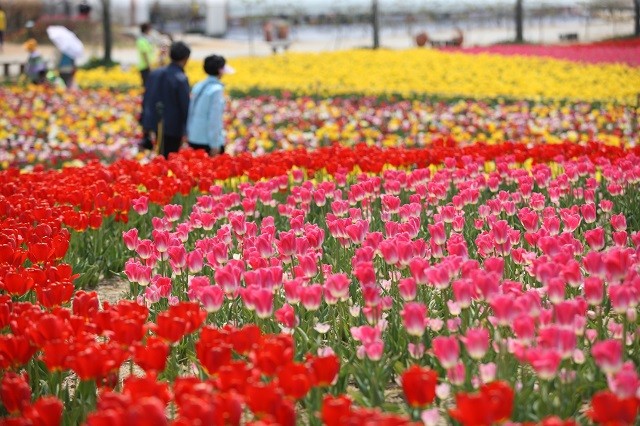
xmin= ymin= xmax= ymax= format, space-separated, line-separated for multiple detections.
xmin=0 ymin=86 xmax=143 ymax=169
xmin=443 ymin=38 xmax=640 ymax=68
xmin=75 ymin=49 xmax=640 ymax=103
xmin=2 ymin=87 xmax=637 ymax=168
xmin=0 ymin=143 xmax=639 ymax=424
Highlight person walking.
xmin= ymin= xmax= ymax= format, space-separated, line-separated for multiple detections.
xmin=56 ymin=50 xmax=76 ymax=88
xmin=137 ymin=23 xmax=157 ymax=151
xmin=187 ymin=55 xmax=233 ymax=156
xmin=140 ymin=41 xmax=191 ymax=157
xmin=0 ymin=6 xmax=6 ymax=53
xmin=23 ymin=39 xmax=47 ymax=84
xmin=136 ymin=22 xmax=155 ymax=86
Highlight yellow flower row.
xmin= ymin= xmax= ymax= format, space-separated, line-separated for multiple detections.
xmin=75 ymin=49 xmax=640 ymax=104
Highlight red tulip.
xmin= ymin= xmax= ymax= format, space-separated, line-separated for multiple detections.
xmin=252 ymin=334 xmax=294 ymax=376
xmin=0 ymin=372 xmax=31 ymax=414
xmin=41 ymin=341 xmax=72 ymax=372
xmin=196 ymin=341 xmax=232 ymax=376
xmin=133 ymin=337 xmax=170 ymax=374
xmin=215 ymin=360 xmax=252 ymax=393
xmin=307 ymin=353 xmax=340 ymax=387
xmin=72 ymin=290 xmax=100 ymax=320
xmin=277 ymin=361 xmax=312 ymax=400
xmin=322 ymin=395 xmax=352 ymax=426
xmin=245 ymin=380 xmax=282 ymax=417
xmin=28 ymin=242 xmax=51 ymax=264
xmin=588 ymin=390 xmax=639 ymax=425
xmin=401 ymin=365 xmax=438 ymax=408
xmin=122 ymin=375 xmax=172 ymax=406
xmin=0 ymin=334 xmax=37 ymax=369
xmin=23 ymin=396 xmax=64 ymax=426
xmin=3 ymin=271 xmax=34 ymax=296
xmin=449 ymin=381 xmax=514 ymax=426
xmin=35 ymin=282 xmax=74 ymax=308
xmin=154 ymin=312 xmax=187 ymax=343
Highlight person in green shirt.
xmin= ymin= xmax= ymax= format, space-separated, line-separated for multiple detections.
xmin=136 ymin=23 xmax=155 ymax=87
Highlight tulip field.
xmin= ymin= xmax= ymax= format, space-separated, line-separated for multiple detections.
xmin=1 ymin=43 xmax=640 ymax=426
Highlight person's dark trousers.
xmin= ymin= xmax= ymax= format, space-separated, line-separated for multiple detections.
xmin=139 ymin=130 xmax=154 ymax=150
xmin=60 ymin=72 xmax=74 ymax=88
xmin=140 ymin=68 xmax=150 ymax=87
xmin=188 ymin=142 xmax=208 ymax=153
xmin=188 ymin=143 xmax=224 ymax=155
xmin=161 ymin=135 xmax=182 ymax=157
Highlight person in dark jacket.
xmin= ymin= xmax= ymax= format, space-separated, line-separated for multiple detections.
xmin=140 ymin=41 xmax=191 ymax=157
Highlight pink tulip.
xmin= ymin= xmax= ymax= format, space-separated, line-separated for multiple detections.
xmin=409 ymin=257 xmax=429 ymax=284
xmin=132 ymin=196 xmax=149 ymax=215
xmin=612 ymin=231 xmax=628 ymax=247
xmin=199 ymin=285 xmax=224 ymax=313
xmin=583 ymin=251 xmax=604 ymax=277
xmin=452 ymin=279 xmax=474 ymax=308
xmin=584 ymin=228 xmax=605 ymax=251
xmin=277 ymin=230 xmax=296 ymax=259
xmin=518 ymin=208 xmax=539 ymax=233
xmin=581 ymin=203 xmax=596 ymax=223
xmin=295 ymin=253 xmax=318 ymax=279
xmin=490 ymin=220 xmax=511 ymax=245
xmin=398 ymin=278 xmax=417 ymax=301
xmin=428 ymin=222 xmax=446 ymax=246
xmin=151 ymin=230 xmax=171 ymax=253
xmin=400 ymin=302 xmax=428 ymax=337
xmin=526 ymin=348 xmax=562 ymax=380
xmin=447 ymin=362 xmax=466 ymax=386
xmin=275 ymin=303 xmax=298 ymax=329
xmin=163 ymin=204 xmax=183 ymax=222
xmin=251 ymin=287 xmax=274 ymax=318
xmin=122 ymin=228 xmax=139 ymax=251
xmin=354 ymin=262 xmax=376 ymax=287
xmin=604 ymin=249 xmax=635 ymax=283
xmin=479 ymin=362 xmax=497 ymax=383
xmin=277 ymin=276 xmax=299 ymax=301
xmin=490 ymin=294 xmax=516 ymax=326
xmin=513 ymin=315 xmax=536 ymax=343
xmin=609 ymin=363 xmax=640 ymax=398
xmin=187 ymin=275 xmax=210 ymax=300
xmin=167 ymin=245 xmax=187 ymax=271
xmin=538 ymin=326 xmax=576 ymax=359
xmin=432 ymin=336 xmax=459 ymax=369
xmin=584 ymin=277 xmax=604 ymax=305
xmin=462 ymin=327 xmax=490 ymax=360
xmin=324 ymin=273 xmax=350 ymax=302
xmin=136 ymin=239 xmax=155 ymax=260
xmin=214 ymin=263 xmax=242 ymax=297
xmin=408 ymin=342 xmax=425 ymax=359
xmin=186 ymin=250 xmax=204 ymax=273
xmin=378 ymin=240 xmax=399 ymax=265
xmin=592 ymin=339 xmax=623 ymax=375
xmin=609 ymin=284 xmax=637 ymax=314
xmin=363 ymin=341 xmax=384 ymax=361
xmin=300 ymin=284 xmax=323 ymax=311
xmin=611 ymin=213 xmax=627 ymax=232
xmin=599 ymin=199 xmax=613 ymax=213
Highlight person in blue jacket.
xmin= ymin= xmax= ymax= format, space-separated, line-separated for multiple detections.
xmin=140 ymin=41 xmax=191 ymax=157
xmin=187 ymin=54 xmax=233 ymax=156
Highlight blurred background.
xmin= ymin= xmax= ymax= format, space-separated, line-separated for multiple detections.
xmin=0 ymin=0 xmax=637 ymax=64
